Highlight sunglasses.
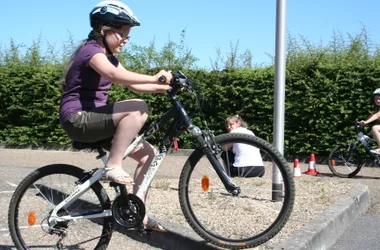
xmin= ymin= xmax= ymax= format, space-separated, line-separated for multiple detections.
xmin=114 ymin=31 xmax=130 ymax=40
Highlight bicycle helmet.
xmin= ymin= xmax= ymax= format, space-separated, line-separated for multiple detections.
xmin=90 ymin=1 xmax=140 ymax=28
xmin=373 ymin=88 xmax=380 ymax=95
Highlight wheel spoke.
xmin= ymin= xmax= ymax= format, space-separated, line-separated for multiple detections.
xmin=179 ymin=133 xmax=294 ymax=249
xmin=8 ymin=164 xmax=112 ymax=250
xmin=328 ymin=144 xmax=362 ymax=177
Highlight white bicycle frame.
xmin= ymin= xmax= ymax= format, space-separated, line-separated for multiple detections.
xmin=46 ymin=122 xmax=213 ymax=225
xmin=47 ymin=133 xmax=167 ymax=224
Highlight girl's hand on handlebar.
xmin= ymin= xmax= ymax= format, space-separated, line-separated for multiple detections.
xmin=359 ymin=120 xmax=366 ymax=126
xmin=155 ymin=70 xmax=172 ymax=84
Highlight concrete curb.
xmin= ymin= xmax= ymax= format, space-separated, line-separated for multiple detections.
xmin=273 ymin=183 xmax=370 ymax=250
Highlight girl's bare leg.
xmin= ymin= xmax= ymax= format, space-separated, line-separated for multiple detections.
xmin=372 ymin=125 xmax=380 ymax=148
xmin=129 ymin=140 xmax=165 ymax=229
xmin=106 ymin=99 xmax=148 ymax=184
xmin=129 ymin=140 xmax=157 ymax=201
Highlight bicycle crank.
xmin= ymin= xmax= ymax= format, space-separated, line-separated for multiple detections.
xmin=112 ymin=192 xmax=146 ymax=229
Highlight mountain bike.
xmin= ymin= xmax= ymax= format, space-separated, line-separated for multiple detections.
xmin=8 ymin=71 xmax=295 ymax=250
xmin=328 ymin=121 xmax=380 ymax=178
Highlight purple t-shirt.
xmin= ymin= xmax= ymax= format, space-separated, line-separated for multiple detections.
xmin=59 ymin=40 xmax=119 ymax=122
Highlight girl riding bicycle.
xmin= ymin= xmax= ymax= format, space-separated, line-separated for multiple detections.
xmin=59 ymin=0 xmax=171 ymax=231
xmin=360 ymin=88 xmax=380 ymax=154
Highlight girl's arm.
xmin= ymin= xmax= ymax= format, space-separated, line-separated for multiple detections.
xmin=88 ymin=53 xmax=172 ymax=86
xmin=360 ymin=111 xmax=380 ymax=126
xmin=127 ymin=83 xmax=171 ymax=93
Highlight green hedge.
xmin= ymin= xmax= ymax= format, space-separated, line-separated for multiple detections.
xmin=1 ymin=30 xmax=380 ymax=158
xmin=2 ymin=63 xmax=380 ymax=157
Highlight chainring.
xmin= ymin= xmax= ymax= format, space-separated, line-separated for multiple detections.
xmin=112 ymin=193 xmax=145 ymax=228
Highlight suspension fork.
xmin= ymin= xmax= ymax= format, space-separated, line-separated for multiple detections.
xmin=205 ymin=151 xmax=241 ymax=195
xmin=189 ymin=125 xmax=240 ymax=195
xmin=171 ymin=96 xmax=240 ymax=195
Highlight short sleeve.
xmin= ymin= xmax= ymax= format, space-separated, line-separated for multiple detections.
xmin=80 ymin=42 xmax=105 ymax=65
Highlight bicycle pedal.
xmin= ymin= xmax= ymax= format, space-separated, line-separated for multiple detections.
xmin=109 ymin=181 xmax=120 ymax=187
xmin=138 ymin=228 xmax=148 ymax=236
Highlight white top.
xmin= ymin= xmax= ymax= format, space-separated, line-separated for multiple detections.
xmin=230 ymin=127 xmax=264 ymax=167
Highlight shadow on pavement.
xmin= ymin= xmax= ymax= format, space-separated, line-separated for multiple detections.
xmin=350 ymin=175 xmax=380 ymax=180
xmin=314 ymin=172 xmax=335 ymax=177
xmin=116 ymin=224 xmax=220 ymax=250
xmin=0 ymin=245 xmax=13 ymax=250
xmin=311 ymin=171 xmax=380 ymax=180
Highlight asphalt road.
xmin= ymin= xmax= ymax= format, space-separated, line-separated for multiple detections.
xmin=329 ymin=216 xmax=380 ymax=250
xmin=327 ymin=166 xmax=380 ymax=250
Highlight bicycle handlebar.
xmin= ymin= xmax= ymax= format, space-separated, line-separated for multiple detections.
xmin=354 ymin=121 xmax=366 ymax=133
xmin=355 ymin=121 xmax=362 ymax=128
xmin=161 ymin=71 xmax=193 ymax=96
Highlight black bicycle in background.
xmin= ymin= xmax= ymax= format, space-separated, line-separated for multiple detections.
xmin=8 ymin=71 xmax=295 ymax=249
xmin=328 ymin=121 xmax=380 ymax=178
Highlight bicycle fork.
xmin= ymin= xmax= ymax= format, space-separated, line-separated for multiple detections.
xmin=189 ymin=125 xmax=240 ymax=196
xmin=205 ymin=152 xmax=241 ymax=195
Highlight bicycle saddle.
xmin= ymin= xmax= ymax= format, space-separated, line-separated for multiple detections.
xmin=71 ymin=141 xmax=99 ymax=150
xmin=71 ymin=137 xmax=113 ymax=150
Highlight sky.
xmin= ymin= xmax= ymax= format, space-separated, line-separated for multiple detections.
xmin=1 ymin=0 xmax=379 ymax=69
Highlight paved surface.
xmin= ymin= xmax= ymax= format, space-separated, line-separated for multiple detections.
xmin=329 ymin=216 xmax=380 ymax=250
xmin=327 ymin=167 xmax=380 ymax=250
xmin=273 ymin=183 xmax=369 ymax=250
xmin=275 ymin=162 xmax=380 ymax=250
xmin=0 ymin=148 xmax=376 ymax=250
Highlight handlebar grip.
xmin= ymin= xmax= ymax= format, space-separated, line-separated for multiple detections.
xmin=158 ymin=76 xmax=166 ymax=83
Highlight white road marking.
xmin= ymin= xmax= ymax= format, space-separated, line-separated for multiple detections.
xmin=0 ymin=191 xmax=14 ymax=194
xmin=5 ymin=181 xmax=17 ymax=187
xmin=0 ymin=224 xmax=47 ymax=232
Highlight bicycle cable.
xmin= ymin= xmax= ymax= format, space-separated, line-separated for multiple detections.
xmin=187 ymin=78 xmax=210 ymax=131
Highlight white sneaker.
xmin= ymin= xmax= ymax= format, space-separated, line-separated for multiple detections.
xmin=370 ymin=148 xmax=380 ymax=154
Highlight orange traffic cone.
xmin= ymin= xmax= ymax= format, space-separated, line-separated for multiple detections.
xmin=293 ymin=158 xmax=301 ymax=178
xmin=304 ymin=154 xmax=319 ymax=175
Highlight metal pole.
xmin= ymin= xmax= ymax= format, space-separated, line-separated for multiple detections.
xmin=272 ymin=0 xmax=287 ymax=201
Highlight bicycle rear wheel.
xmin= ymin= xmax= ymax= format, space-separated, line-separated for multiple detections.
xmin=328 ymin=143 xmax=363 ymax=178
xmin=179 ymin=133 xmax=295 ymax=249
xmin=8 ymin=164 xmax=112 ymax=250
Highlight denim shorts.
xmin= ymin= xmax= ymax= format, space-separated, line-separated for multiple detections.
xmin=61 ymin=104 xmax=116 ymax=144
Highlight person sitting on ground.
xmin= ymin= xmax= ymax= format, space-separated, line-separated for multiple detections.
xmin=360 ymin=88 xmax=380 ymax=154
xmin=59 ymin=1 xmax=172 ymax=231
xmin=221 ymin=115 xmax=265 ymax=177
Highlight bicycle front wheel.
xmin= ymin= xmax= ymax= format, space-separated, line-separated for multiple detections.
xmin=179 ymin=133 xmax=295 ymax=249
xmin=328 ymin=144 xmax=363 ymax=178
xmin=8 ymin=164 xmax=113 ymax=250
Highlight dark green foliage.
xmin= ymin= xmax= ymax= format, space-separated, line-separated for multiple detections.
xmin=1 ymin=27 xmax=380 ymax=159
xmin=0 ymin=41 xmax=68 ymax=146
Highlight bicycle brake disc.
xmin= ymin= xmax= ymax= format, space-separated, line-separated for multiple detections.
xmin=112 ymin=194 xmax=145 ymax=228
